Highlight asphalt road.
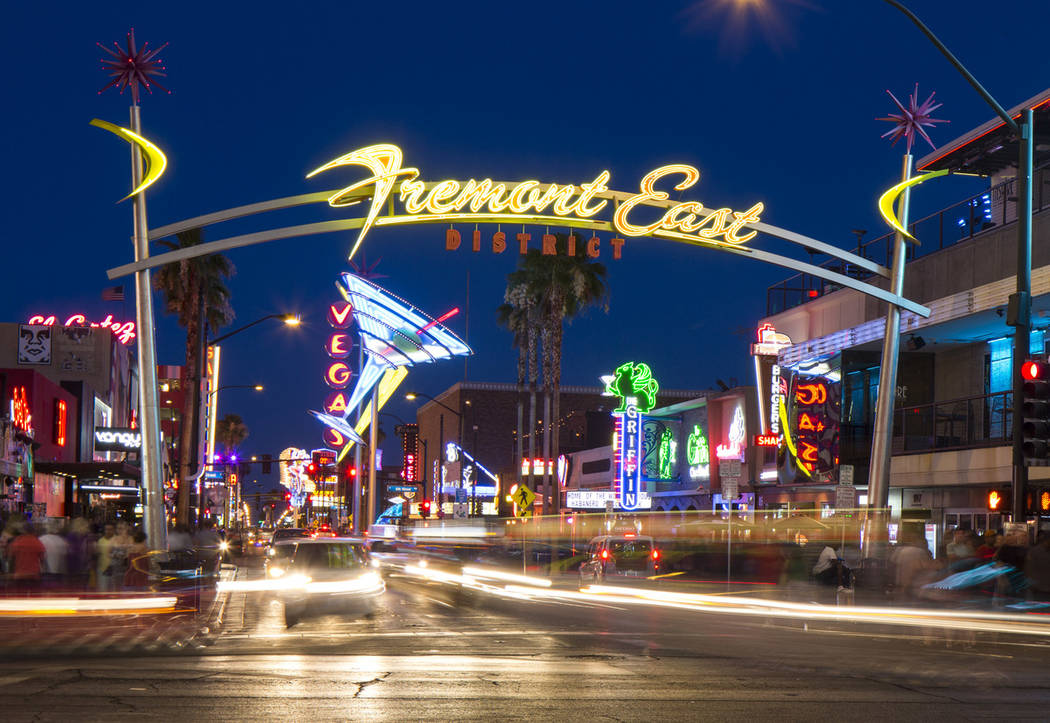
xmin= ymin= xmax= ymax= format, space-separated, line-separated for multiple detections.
xmin=3 ymin=561 xmax=1049 ymax=721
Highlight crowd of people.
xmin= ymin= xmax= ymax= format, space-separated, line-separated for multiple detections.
xmin=0 ymin=514 xmax=155 ymax=592
xmin=885 ymin=527 xmax=1050 ymax=604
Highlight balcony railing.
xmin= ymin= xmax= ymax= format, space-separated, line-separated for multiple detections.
xmin=840 ymin=391 xmax=1012 ymax=461
xmin=766 ymin=162 xmax=1050 ymax=315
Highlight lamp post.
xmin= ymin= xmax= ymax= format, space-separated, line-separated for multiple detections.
xmin=876 ymin=1 xmax=1034 ymax=527
xmin=406 ymin=392 xmax=463 ymax=511
xmin=203 ymin=383 xmax=263 ymax=525
xmin=209 ymin=314 xmax=301 ymax=346
xmin=184 ymin=314 xmax=300 ymax=527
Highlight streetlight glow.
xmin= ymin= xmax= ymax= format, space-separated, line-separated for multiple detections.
xmin=283 ymin=315 xmax=302 ymax=326
xmin=254 ymin=384 xmax=264 ymax=391
xmin=405 ymin=393 xmax=417 ymax=400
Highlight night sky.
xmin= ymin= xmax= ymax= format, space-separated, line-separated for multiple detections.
xmin=5 ymin=1 xmax=1049 ymax=490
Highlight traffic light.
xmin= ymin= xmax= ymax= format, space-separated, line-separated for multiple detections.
xmin=284 ymin=491 xmax=292 ymax=503
xmin=261 ymin=454 xmax=273 ymax=474
xmin=987 ymin=488 xmax=1011 ymax=512
xmin=306 ymin=462 xmax=319 ymax=480
xmin=1041 ymin=489 xmax=1050 ymax=514
xmin=420 ymin=499 xmax=431 ymax=518
xmin=1022 ymin=359 xmax=1050 ymax=463
xmin=239 ymin=461 xmax=251 ymax=477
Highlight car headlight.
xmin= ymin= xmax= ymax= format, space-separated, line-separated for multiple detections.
xmin=268 ymin=566 xmax=285 ymax=578
xmin=219 ymin=541 xmax=230 ymax=552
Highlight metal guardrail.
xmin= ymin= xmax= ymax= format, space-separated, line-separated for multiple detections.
xmin=841 ymin=391 xmax=1012 ymax=460
xmin=767 ymin=164 xmax=1050 ymax=315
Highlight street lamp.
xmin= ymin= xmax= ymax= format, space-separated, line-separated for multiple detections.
xmin=209 ymin=313 xmax=301 ymax=345
xmin=873 ymin=1 xmax=1034 ymax=526
xmin=209 ymin=384 xmax=265 ymax=398
xmin=405 ymin=392 xmax=464 ymax=509
xmin=181 ymin=313 xmax=300 ymax=527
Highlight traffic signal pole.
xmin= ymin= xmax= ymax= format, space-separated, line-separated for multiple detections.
xmin=1011 ymin=109 xmax=1035 ymax=526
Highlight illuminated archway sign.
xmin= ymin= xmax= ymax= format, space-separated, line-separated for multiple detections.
xmin=106 ymin=143 xmax=931 ymax=319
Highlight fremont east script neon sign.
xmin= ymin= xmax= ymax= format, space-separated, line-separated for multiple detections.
xmin=307 ymin=144 xmax=764 ymax=259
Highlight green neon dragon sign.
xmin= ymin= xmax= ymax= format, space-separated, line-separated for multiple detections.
xmin=605 ymin=361 xmax=659 ymax=413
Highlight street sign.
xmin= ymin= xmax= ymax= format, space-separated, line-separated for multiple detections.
xmin=720 ymin=459 xmax=742 ymax=479
xmin=839 ymin=464 xmax=854 ymax=486
xmin=453 ymin=502 xmax=468 ymax=519
xmin=513 ymin=484 xmax=536 ymax=516
xmin=721 ymin=478 xmax=739 ymax=501
xmin=835 ymin=484 xmax=856 ymax=510
xmin=388 ymin=484 xmax=418 ymax=493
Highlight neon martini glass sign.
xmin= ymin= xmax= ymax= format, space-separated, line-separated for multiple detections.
xmin=310 ymin=273 xmax=471 ymax=445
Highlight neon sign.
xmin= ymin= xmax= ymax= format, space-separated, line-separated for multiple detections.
xmin=657 ymin=428 xmax=677 ymax=479
xmin=716 ymin=405 xmax=746 ymax=460
xmin=614 ymin=404 xmax=643 ymax=511
xmin=10 ymin=386 xmax=32 ymax=436
xmin=604 ymin=362 xmax=659 ymax=414
xmin=795 ymin=382 xmax=828 ymax=406
xmin=307 ymin=144 xmax=763 ymax=260
xmin=754 ymin=434 xmax=779 ymax=447
xmin=686 ymin=425 xmax=710 ymax=481
xmin=750 ymin=322 xmax=792 ymax=357
xmin=27 ymin=314 xmax=136 ymax=344
xmin=54 ymin=399 xmax=67 ymax=447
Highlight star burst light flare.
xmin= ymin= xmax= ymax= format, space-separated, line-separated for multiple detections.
xmin=98 ymin=28 xmax=170 ymax=105
xmin=877 ymin=84 xmax=948 ymax=154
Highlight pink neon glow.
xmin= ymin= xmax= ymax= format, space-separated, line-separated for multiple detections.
xmin=27 ymin=314 xmax=136 ymax=345
xmin=417 ymin=307 xmax=460 ymax=335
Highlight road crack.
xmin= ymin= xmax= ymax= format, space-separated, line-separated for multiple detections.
xmin=353 ymin=672 xmax=391 ymax=698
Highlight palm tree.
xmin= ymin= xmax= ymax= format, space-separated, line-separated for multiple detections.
xmin=497 ymin=301 xmax=529 ymax=491
xmin=153 ymin=227 xmax=235 ymax=526
xmin=215 ymin=413 xmax=250 ymax=455
xmin=503 ymin=235 xmax=608 ymax=514
xmin=503 ymin=280 xmax=542 ymax=501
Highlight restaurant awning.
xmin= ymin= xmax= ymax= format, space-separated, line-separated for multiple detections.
xmin=917 ymin=88 xmax=1050 ymax=176
xmin=35 ymin=461 xmax=141 ymax=482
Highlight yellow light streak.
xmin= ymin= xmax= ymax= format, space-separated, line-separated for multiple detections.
xmin=336 ymin=366 xmax=409 ymax=463
xmin=877 ymin=169 xmax=949 ymax=243
xmin=90 ymin=118 xmax=168 ymax=201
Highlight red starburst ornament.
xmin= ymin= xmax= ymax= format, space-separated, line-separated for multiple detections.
xmin=98 ymin=28 xmax=170 ymax=105
xmin=877 ymin=84 xmax=948 ymax=154
xmin=349 ymin=255 xmax=388 ymax=281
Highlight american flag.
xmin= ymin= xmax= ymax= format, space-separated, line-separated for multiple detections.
xmin=101 ymin=285 xmax=125 ymax=301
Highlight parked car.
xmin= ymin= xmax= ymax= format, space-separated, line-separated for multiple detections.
xmin=578 ymin=533 xmax=660 ymax=585
xmin=269 ymin=538 xmax=385 ymax=627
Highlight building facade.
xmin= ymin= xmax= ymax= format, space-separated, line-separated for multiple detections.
xmin=758 ymin=90 xmax=1050 ymax=542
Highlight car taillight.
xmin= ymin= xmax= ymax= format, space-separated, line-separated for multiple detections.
xmin=652 ymin=550 xmax=660 ymax=560
xmin=600 ymin=549 xmax=609 ymax=560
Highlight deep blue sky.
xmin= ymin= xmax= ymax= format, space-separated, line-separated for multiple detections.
xmin=4 ymin=1 xmax=1049 ymax=479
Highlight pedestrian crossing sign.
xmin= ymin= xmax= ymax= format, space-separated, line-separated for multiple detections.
xmin=513 ymin=484 xmax=536 ymax=516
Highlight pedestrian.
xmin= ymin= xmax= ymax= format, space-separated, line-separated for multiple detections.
xmin=1024 ymin=532 xmax=1050 ymax=603
xmin=38 ymin=519 xmax=69 ymax=588
xmin=8 ymin=522 xmax=46 ymax=592
xmin=0 ymin=515 xmax=25 ymax=576
xmin=65 ymin=517 xmax=94 ymax=590
xmin=95 ymin=522 xmax=118 ymax=591
xmin=124 ymin=529 xmax=150 ymax=589
xmin=975 ymin=531 xmax=999 ymax=560
xmin=890 ymin=531 xmax=937 ymax=602
xmin=946 ymin=529 xmax=976 ymax=567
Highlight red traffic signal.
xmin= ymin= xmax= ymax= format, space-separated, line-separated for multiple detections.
xmin=284 ymin=491 xmax=292 ymax=502
xmin=1024 ymin=360 xmax=1050 ymax=380
xmin=420 ymin=499 xmax=431 ymax=518
xmin=306 ymin=462 xmax=319 ymax=479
